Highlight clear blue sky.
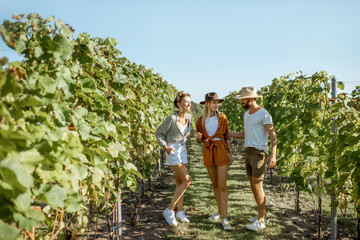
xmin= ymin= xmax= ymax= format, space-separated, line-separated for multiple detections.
xmin=1 ymin=0 xmax=359 ymax=103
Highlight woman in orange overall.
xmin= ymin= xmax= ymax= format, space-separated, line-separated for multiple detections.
xmin=196 ymin=92 xmax=233 ymax=230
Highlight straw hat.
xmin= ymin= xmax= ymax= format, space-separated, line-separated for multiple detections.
xmin=200 ymin=92 xmax=224 ymax=105
xmin=235 ymin=87 xmax=262 ymax=99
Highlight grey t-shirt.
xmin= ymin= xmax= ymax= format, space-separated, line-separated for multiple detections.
xmin=244 ymin=108 xmax=273 ymax=154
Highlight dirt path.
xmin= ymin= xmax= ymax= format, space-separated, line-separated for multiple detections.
xmin=85 ymin=137 xmax=356 ymax=239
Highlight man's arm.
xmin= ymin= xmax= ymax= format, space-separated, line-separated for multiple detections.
xmin=264 ymin=124 xmax=277 ymax=168
xmin=229 ymin=131 xmax=244 ymax=139
xmin=226 ymin=139 xmax=233 ymax=166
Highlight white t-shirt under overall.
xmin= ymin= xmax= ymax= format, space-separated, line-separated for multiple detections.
xmin=166 ymin=121 xmax=189 ymax=166
xmin=205 ymin=116 xmax=221 ymax=141
xmin=178 ymin=121 xmax=188 ymax=135
xmin=244 ymin=108 xmax=273 ymax=154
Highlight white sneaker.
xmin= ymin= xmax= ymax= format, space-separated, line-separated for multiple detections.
xmin=176 ymin=211 xmax=190 ymax=223
xmin=248 ymin=216 xmax=270 ymax=224
xmin=246 ymin=220 xmax=265 ymax=231
xmin=163 ymin=208 xmax=178 ymax=226
xmin=221 ymin=218 xmax=231 ymax=230
xmin=208 ymin=213 xmax=221 ymax=222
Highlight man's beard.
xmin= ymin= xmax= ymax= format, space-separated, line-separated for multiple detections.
xmin=242 ymin=100 xmax=250 ymax=109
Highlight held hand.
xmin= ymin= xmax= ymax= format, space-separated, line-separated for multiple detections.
xmin=267 ymin=155 xmax=276 ymax=168
xmin=196 ymin=132 xmax=203 ymax=141
xmin=165 ymin=147 xmax=175 ymax=155
xmin=228 ymin=153 xmax=233 ymax=166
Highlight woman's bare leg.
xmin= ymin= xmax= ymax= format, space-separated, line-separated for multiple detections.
xmin=207 ymin=166 xmax=221 ymax=214
xmin=169 ymin=163 xmax=191 ymax=210
xmin=217 ymin=164 xmax=229 ymax=218
xmin=175 ymin=164 xmax=187 ymax=211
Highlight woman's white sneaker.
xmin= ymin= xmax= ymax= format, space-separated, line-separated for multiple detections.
xmin=163 ymin=208 xmax=178 ymax=226
xmin=247 ymin=216 xmax=269 ymax=224
xmin=246 ymin=220 xmax=265 ymax=231
xmin=208 ymin=213 xmax=221 ymax=222
xmin=176 ymin=211 xmax=190 ymax=223
xmin=221 ymin=218 xmax=231 ymax=230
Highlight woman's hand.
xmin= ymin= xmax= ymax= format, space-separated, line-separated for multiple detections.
xmin=163 ymin=145 xmax=175 ymax=155
xmin=228 ymin=152 xmax=233 ymax=166
xmin=196 ymin=132 xmax=203 ymax=142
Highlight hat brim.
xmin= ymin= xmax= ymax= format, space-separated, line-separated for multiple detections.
xmin=234 ymin=95 xmax=262 ymax=100
xmin=200 ymin=99 xmax=224 ymax=105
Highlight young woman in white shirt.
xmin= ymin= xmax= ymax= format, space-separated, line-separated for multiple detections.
xmin=196 ymin=92 xmax=233 ymax=230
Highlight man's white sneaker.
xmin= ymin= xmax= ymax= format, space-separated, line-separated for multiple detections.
xmin=247 ymin=216 xmax=269 ymax=224
xmin=208 ymin=213 xmax=221 ymax=222
xmin=176 ymin=211 xmax=190 ymax=223
xmin=246 ymin=220 xmax=265 ymax=231
xmin=163 ymin=208 xmax=178 ymax=226
xmin=221 ymin=218 xmax=231 ymax=230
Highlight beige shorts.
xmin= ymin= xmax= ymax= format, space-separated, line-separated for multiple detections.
xmin=245 ymin=147 xmax=266 ymax=179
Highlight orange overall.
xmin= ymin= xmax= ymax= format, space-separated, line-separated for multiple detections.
xmin=196 ymin=114 xmax=230 ymax=167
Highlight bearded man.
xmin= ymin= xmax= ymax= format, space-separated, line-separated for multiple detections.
xmin=230 ymin=86 xmax=277 ymax=231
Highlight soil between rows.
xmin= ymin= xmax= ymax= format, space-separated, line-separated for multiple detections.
xmin=83 ymin=139 xmax=356 ymax=240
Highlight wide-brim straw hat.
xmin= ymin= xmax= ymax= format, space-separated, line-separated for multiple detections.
xmin=200 ymin=92 xmax=224 ymax=105
xmin=235 ymin=87 xmax=262 ymax=100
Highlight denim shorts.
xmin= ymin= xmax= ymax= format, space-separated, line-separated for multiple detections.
xmin=165 ymin=143 xmax=188 ymax=166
